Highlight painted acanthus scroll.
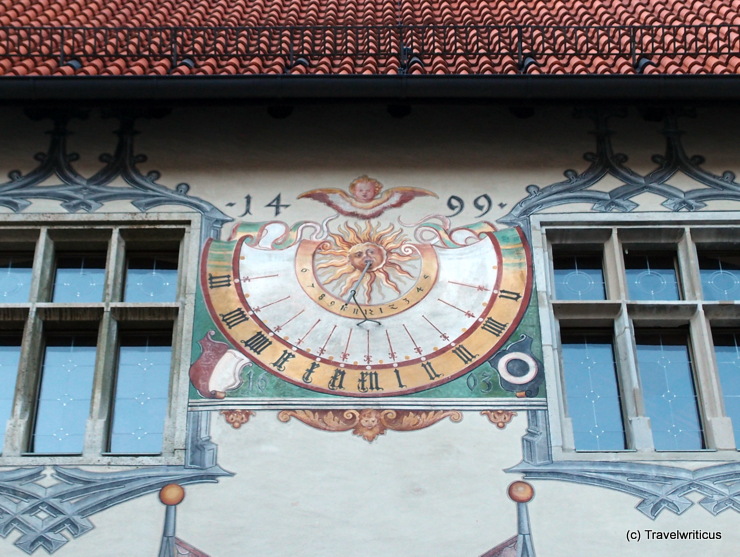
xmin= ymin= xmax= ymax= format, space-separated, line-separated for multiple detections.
xmin=277 ymin=409 xmax=463 ymax=442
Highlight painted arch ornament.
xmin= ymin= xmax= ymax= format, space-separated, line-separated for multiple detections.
xmin=198 ymin=178 xmax=534 ymax=398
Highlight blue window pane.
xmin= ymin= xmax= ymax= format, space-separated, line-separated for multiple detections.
xmin=124 ymin=255 xmax=178 ymax=303
xmin=699 ymin=255 xmax=740 ymax=301
xmin=0 ymin=340 xmax=21 ymax=452
xmin=0 ymin=255 xmax=33 ymax=303
xmin=109 ymin=336 xmax=171 ymax=454
xmin=32 ymin=338 xmax=96 ymax=454
xmin=53 ymin=255 xmax=106 ymax=303
xmin=714 ymin=332 xmax=740 ymax=446
xmin=554 ymin=255 xmax=606 ymax=300
xmin=561 ymin=335 xmax=626 ymax=450
xmin=625 ymin=254 xmax=680 ymax=301
xmin=636 ymin=334 xmax=703 ymax=451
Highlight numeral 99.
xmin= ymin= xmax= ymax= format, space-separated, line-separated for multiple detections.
xmin=446 ymin=194 xmax=493 ymax=217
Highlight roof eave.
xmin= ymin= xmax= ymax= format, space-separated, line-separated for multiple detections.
xmin=1 ymin=75 xmax=739 ymax=104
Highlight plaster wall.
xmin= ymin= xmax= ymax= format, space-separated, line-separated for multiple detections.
xmin=0 ymin=103 xmax=737 ymax=556
xmin=9 ymin=104 xmax=736 ymax=219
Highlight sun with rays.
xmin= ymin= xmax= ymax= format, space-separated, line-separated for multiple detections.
xmin=314 ymin=222 xmax=419 ymax=304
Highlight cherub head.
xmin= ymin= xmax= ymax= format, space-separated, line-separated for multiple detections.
xmin=359 ymin=408 xmax=380 ymax=429
xmin=354 ymin=408 xmax=385 ymax=441
xmin=349 ymin=175 xmax=383 ymax=203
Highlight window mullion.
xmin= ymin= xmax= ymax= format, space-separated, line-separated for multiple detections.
xmin=607 ymin=228 xmax=654 ymax=451
xmin=162 ymin=225 xmax=195 ymax=457
xmin=84 ymin=311 xmax=117 ymax=457
xmin=160 ymin=316 xmax=183 ymax=456
xmin=603 ymin=228 xmax=624 ymax=300
xmin=5 ymin=309 xmax=43 ymax=456
xmin=5 ymin=229 xmax=54 ymax=456
xmin=691 ymin=311 xmax=735 ymax=449
xmin=176 ymin=226 xmax=191 ymax=300
xmin=105 ymin=227 xmax=126 ymax=302
xmin=553 ymin=319 xmax=577 ymax=452
xmin=678 ymin=228 xmax=702 ymax=301
xmin=28 ymin=227 xmax=54 ymax=304
xmin=538 ymin=228 xmax=570 ymax=452
xmin=679 ymin=228 xmax=732 ymax=449
xmin=613 ymin=307 xmax=654 ymax=451
xmin=83 ymin=230 xmax=122 ymax=457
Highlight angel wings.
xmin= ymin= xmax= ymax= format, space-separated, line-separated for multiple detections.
xmin=299 ymin=177 xmax=436 ymax=219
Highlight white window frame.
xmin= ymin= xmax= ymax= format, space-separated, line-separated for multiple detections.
xmin=532 ymin=211 xmax=740 ymax=462
xmin=0 ymin=212 xmax=201 ymax=466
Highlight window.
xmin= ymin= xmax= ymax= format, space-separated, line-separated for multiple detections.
xmin=715 ymin=331 xmax=740 ymax=444
xmin=534 ymin=214 xmax=740 ymax=459
xmin=109 ymin=332 xmax=173 ymax=454
xmin=0 ymin=214 xmax=199 ymax=465
xmin=33 ymin=335 xmax=98 ymax=454
xmin=560 ymin=332 xmax=625 ymax=451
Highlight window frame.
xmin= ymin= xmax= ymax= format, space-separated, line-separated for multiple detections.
xmin=0 ymin=212 xmax=201 ymax=466
xmin=532 ymin=212 xmax=739 ymax=461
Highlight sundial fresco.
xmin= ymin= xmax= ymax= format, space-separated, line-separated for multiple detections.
xmin=193 ymin=176 xmax=540 ymax=399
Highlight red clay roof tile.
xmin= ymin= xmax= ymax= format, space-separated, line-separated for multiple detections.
xmin=0 ymin=0 xmax=739 ymax=76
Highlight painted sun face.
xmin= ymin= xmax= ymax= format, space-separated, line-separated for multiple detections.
xmin=315 ymin=222 xmax=417 ymax=303
xmin=349 ymin=242 xmax=386 ymax=272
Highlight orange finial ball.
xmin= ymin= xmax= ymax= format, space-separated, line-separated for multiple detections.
xmin=159 ymin=483 xmax=186 ymax=506
xmin=508 ymin=481 xmax=534 ymax=503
